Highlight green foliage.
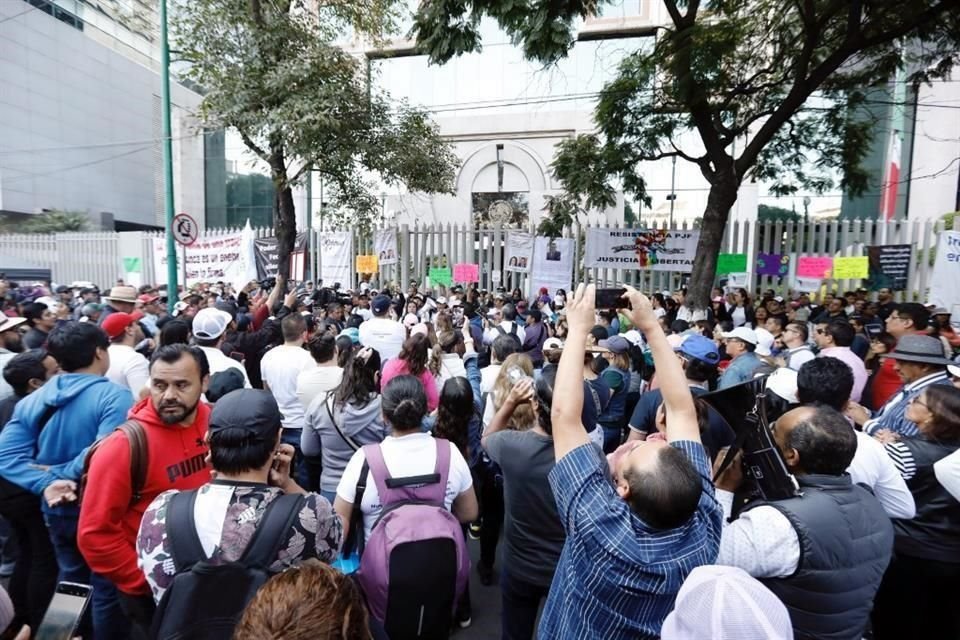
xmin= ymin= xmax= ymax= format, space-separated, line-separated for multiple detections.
xmin=942 ymin=210 xmax=959 ymax=231
xmin=414 ymin=0 xmax=960 ymax=305
xmin=173 ymin=0 xmax=459 ymax=235
xmin=2 ymin=210 xmax=90 ymax=234
xmin=758 ymin=204 xmax=800 ymax=223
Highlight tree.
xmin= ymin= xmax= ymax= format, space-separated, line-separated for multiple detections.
xmin=174 ymin=0 xmax=459 ymax=279
xmin=758 ymin=204 xmax=800 ymax=223
xmin=0 ymin=210 xmax=90 ymax=234
xmin=411 ymin=0 xmax=960 ymax=307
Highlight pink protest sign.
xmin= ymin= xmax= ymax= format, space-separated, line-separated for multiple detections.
xmin=796 ymin=256 xmax=833 ymax=278
xmin=453 ymin=263 xmax=480 ymax=282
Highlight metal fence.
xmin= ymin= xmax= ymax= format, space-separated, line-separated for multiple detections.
xmin=0 ymin=218 xmax=948 ymax=300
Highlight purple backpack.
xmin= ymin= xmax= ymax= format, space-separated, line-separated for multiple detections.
xmin=356 ymin=439 xmax=470 ymax=638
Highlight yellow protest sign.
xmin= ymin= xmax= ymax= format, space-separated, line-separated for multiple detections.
xmin=355 ymin=255 xmax=379 ymax=273
xmin=832 ymin=256 xmax=869 ymax=279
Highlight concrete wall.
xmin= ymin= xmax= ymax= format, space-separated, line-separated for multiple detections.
xmin=0 ymin=1 xmax=204 ymax=228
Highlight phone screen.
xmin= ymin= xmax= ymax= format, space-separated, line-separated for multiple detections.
xmin=595 ymin=287 xmax=628 ymax=310
xmin=36 ymin=582 xmax=92 ymax=640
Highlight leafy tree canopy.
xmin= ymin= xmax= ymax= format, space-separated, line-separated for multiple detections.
xmin=174 ymin=0 xmax=459 ymax=277
xmin=412 ymin=0 xmax=960 ymax=306
xmin=758 ymin=204 xmax=800 ymax=223
xmin=0 ymin=210 xmax=90 ymax=234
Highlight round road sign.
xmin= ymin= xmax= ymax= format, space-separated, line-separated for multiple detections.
xmin=172 ymin=213 xmax=198 ymax=246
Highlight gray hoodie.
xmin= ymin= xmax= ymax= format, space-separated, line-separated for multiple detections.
xmin=302 ymin=393 xmax=388 ymax=492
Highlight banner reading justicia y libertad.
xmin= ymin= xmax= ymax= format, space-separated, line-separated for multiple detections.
xmin=584 ymin=228 xmax=700 ymax=272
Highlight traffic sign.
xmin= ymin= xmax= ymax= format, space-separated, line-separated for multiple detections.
xmin=172 ymin=213 xmax=198 ymax=246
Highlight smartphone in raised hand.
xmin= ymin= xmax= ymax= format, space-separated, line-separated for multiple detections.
xmin=595 ymin=287 xmax=630 ymax=310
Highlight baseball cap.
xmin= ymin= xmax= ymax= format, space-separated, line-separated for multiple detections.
xmin=215 ymin=300 xmax=239 ymax=321
xmin=597 ymin=335 xmax=631 ymax=354
xmin=192 ymin=307 xmax=232 ymax=340
xmin=722 ymin=327 xmax=759 ymax=345
xmin=932 ymin=307 xmax=950 ymax=316
xmin=623 ymin=330 xmax=644 ymax=347
xmin=208 ymin=389 xmax=282 ymax=441
xmin=766 ymin=367 xmax=799 ymax=404
xmin=54 ymin=285 xmax=71 ymax=294
xmin=675 ymin=334 xmax=720 ymax=365
xmin=206 ymin=369 xmax=246 ymax=403
xmin=403 ymin=313 xmax=420 ymax=328
xmin=371 ymin=294 xmax=392 ymax=315
xmin=338 ymin=327 xmax=360 ymax=344
xmin=543 ymin=337 xmax=563 ymax=351
xmin=138 ymin=293 xmax=160 ymax=304
xmin=754 ymin=328 xmax=776 ymax=356
xmin=436 ymin=296 xmax=448 ymax=306
xmin=101 ymin=311 xmax=144 ymax=339
xmin=661 ymin=565 xmax=792 ymax=640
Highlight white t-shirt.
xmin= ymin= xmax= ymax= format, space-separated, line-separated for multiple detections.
xmin=106 ymin=344 xmax=150 ymax=393
xmin=358 ymin=317 xmax=406 ymax=361
xmin=337 ymin=433 xmax=473 ymax=541
xmin=197 ymin=346 xmax=251 ymax=388
xmin=261 ymin=345 xmax=316 ymax=430
xmin=296 ymin=365 xmax=343 ymax=410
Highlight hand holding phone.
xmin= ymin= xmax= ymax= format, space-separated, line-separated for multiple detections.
xmin=595 ymin=287 xmax=630 ymax=310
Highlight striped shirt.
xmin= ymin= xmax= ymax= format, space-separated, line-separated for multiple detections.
xmin=538 ymin=440 xmax=723 ymax=639
xmin=864 ymin=371 xmax=952 ymax=437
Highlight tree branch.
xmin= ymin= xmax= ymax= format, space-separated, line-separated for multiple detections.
xmin=236 ymin=128 xmax=270 ymax=163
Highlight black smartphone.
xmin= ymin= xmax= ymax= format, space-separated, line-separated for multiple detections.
xmin=595 ymin=287 xmax=629 ymax=309
xmin=35 ymin=581 xmax=92 ymax=640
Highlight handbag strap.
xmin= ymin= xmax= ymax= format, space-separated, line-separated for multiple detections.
xmin=325 ymin=395 xmax=360 ymax=452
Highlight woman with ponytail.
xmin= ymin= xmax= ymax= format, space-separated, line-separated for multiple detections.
xmin=380 ymin=333 xmax=440 ymax=412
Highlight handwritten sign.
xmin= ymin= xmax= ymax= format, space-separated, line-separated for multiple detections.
xmin=355 ymin=255 xmax=379 ymax=273
xmin=832 ymin=256 xmax=869 ymax=279
xmin=428 ymin=267 xmax=452 ymax=287
xmin=726 ymin=272 xmax=750 ymax=288
xmin=796 ymin=256 xmax=833 ymax=278
xmin=716 ymin=253 xmax=748 ymax=275
xmin=756 ymin=253 xmax=790 ymax=277
xmin=453 ymin=263 xmax=479 ymax=283
xmin=793 ymin=276 xmax=823 ymax=293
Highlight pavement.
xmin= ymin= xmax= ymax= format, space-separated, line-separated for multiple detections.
xmin=455 ymin=537 xmax=504 ymax=639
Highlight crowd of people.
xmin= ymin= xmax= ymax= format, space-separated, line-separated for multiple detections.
xmin=0 ymin=273 xmax=957 ymax=639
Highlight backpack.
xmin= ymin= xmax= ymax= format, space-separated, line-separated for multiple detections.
xmin=149 ymin=490 xmax=306 ymax=640
xmin=79 ymin=420 xmax=148 ymax=506
xmin=356 ymin=440 xmax=470 ymax=639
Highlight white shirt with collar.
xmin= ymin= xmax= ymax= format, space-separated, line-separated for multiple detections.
xmin=106 ymin=344 xmax=150 ymax=393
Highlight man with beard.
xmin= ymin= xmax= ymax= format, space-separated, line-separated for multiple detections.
xmin=78 ymin=344 xmax=212 ymax=636
xmin=0 ymin=315 xmax=28 ymax=401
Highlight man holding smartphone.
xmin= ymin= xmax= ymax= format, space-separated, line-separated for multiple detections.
xmin=79 ymin=344 xmax=213 ymax=637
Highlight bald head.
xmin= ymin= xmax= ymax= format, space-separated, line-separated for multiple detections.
xmin=773 ymin=405 xmax=856 ymax=476
xmin=613 ymin=440 xmax=703 ymax=530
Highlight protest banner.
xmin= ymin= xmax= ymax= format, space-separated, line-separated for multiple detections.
xmin=453 ymin=263 xmax=480 ymax=283
xmin=866 ymin=244 xmax=911 ymax=291
xmin=356 ymin=255 xmax=379 ymax=274
xmin=530 ymin=237 xmax=574 ymax=295
xmin=253 ymin=232 xmax=307 ymax=281
xmin=429 ymin=267 xmax=452 ymax=287
xmin=716 ymin=253 xmax=748 ymax=275
xmin=756 ymin=253 xmax=790 ymax=277
xmin=153 ymin=230 xmax=257 ymax=288
xmin=584 ymin=228 xmax=700 ymax=272
xmin=318 ymin=231 xmax=353 ymax=288
xmin=929 ymin=232 xmax=960 ymax=315
xmin=832 ymin=256 xmax=869 ymax=279
xmin=726 ymin=272 xmax=750 ymax=288
xmin=373 ymin=228 xmax=398 ymax=266
xmin=796 ymin=256 xmax=833 ymax=278
xmin=504 ymin=232 xmax=534 ymax=273
xmin=793 ymin=276 xmax=823 ymax=293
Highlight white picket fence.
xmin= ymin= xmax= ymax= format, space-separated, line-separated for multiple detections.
xmin=0 ymin=218 xmax=948 ymax=300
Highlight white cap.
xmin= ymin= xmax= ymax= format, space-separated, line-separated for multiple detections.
xmin=754 ymin=328 xmax=776 ymax=356
xmin=359 ymin=282 xmax=370 ymax=292
xmin=411 ymin=322 xmax=429 ymax=337
xmin=623 ymin=330 xmax=644 ymax=347
xmin=661 ymin=565 xmax=792 ymax=640
xmin=766 ymin=367 xmax=799 ymax=403
xmin=722 ymin=327 xmax=758 ymax=345
xmin=436 ymin=296 xmax=448 ymax=305
xmin=543 ymin=337 xmax=563 ymax=351
xmin=403 ymin=313 xmax=420 ymax=328
xmin=192 ymin=307 xmax=232 ymax=340
xmin=449 ymin=296 xmax=462 ymax=307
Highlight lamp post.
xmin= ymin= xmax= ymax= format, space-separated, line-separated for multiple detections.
xmin=160 ymin=0 xmax=177 ymax=311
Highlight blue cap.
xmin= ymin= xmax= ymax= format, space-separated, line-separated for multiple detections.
xmin=339 ymin=327 xmax=360 ymax=344
xmin=676 ymin=334 xmax=720 ymax=365
xmin=598 ymin=335 xmax=631 ymax=354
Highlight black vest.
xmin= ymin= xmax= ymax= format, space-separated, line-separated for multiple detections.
xmin=747 ymin=474 xmax=893 ymax=640
xmin=893 ymin=438 xmax=960 ymax=562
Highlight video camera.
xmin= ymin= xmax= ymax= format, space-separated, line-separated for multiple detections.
xmin=700 ymin=376 xmax=800 ymax=503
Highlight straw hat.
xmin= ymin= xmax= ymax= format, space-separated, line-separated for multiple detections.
xmin=103 ymin=285 xmax=139 ymax=304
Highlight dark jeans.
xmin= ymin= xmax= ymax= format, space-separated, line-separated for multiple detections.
xmin=0 ymin=490 xmax=58 ymax=629
xmin=118 ymin=591 xmax=156 ymax=640
xmin=500 ymin=566 xmax=550 ymax=640
xmin=872 ymin=552 xmax=960 ymax=639
xmin=473 ymin=465 xmax=503 ymax=571
xmin=44 ymin=511 xmax=131 ymax=640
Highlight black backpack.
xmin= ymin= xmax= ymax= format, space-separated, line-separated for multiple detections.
xmin=149 ymin=490 xmax=306 ymax=640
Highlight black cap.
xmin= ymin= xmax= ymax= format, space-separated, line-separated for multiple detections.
xmin=208 ymin=389 xmax=281 ymax=440
xmin=215 ymin=300 xmax=239 ymax=321
xmin=206 ymin=369 xmax=246 ymax=403
xmin=54 ymin=285 xmax=70 ymax=294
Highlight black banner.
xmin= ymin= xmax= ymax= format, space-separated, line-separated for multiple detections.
xmin=254 ymin=233 xmax=308 ymax=281
xmin=866 ymin=244 xmax=911 ymax=291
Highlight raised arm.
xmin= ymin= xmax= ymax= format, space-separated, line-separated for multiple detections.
xmin=550 ymin=283 xmax=594 ymax=461
xmin=623 ymin=286 xmax=700 ymax=444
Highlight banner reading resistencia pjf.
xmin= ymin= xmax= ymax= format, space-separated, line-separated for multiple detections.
xmin=584 ymin=228 xmax=700 ymax=272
